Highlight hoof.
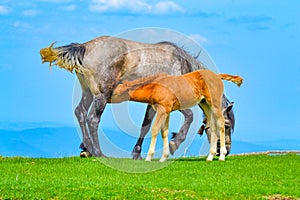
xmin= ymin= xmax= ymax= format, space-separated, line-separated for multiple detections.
xmin=132 ymin=153 xmax=143 ymax=160
xmin=159 ymin=157 xmax=167 ymax=163
xmin=206 ymin=154 xmax=214 ymax=162
xmin=169 ymin=141 xmax=178 ymax=155
xmin=132 ymin=146 xmax=143 ymax=160
xmin=219 ymin=154 xmax=226 ymax=161
xmin=145 ymin=155 xmax=152 ymax=162
xmin=80 ymin=151 xmax=92 ymax=158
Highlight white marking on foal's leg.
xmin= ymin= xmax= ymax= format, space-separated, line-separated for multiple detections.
xmin=159 ymin=115 xmax=170 ymax=162
xmin=217 ymin=116 xmax=227 ymax=161
xmin=145 ymin=154 xmax=153 ymax=162
xmin=207 ymin=117 xmax=217 ymax=162
xmin=146 ymin=108 xmax=168 ymax=162
xmin=206 ymin=154 xmax=214 ymax=162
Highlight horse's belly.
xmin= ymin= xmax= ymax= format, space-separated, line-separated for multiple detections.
xmin=174 ymin=96 xmax=199 ymax=110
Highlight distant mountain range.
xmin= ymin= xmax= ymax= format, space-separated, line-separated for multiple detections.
xmin=0 ymin=122 xmax=299 ymax=158
xmin=0 ymin=127 xmax=81 ymax=158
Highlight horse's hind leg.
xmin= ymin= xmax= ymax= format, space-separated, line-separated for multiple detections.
xmin=216 ymin=112 xmax=226 ymax=161
xmin=200 ymin=105 xmax=217 ymax=162
xmin=160 ymin=114 xmax=170 ymax=162
xmin=132 ymin=105 xmax=156 ymax=160
xmin=87 ymin=93 xmax=107 ymax=157
xmin=75 ymin=90 xmax=93 ymax=157
xmin=75 ymin=75 xmax=94 ymax=157
xmin=206 ymin=116 xmax=217 ymax=162
xmin=169 ymin=109 xmax=193 ymax=155
xmin=207 ymin=108 xmax=226 ymax=161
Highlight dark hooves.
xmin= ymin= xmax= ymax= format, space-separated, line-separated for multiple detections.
xmin=169 ymin=141 xmax=178 ymax=155
xmin=132 ymin=146 xmax=143 ymax=160
xmin=197 ymin=125 xmax=205 ymax=136
xmin=80 ymin=151 xmax=92 ymax=158
xmin=132 ymin=153 xmax=143 ymax=160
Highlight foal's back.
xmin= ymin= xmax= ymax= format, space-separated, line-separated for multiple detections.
xmin=149 ymin=69 xmax=224 ymax=111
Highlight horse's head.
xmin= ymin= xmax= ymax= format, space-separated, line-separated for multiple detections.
xmin=40 ymin=42 xmax=59 ymax=66
xmin=198 ymin=99 xmax=235 ymax=156
xmin=222 ymin=102 xmax=234 ymax=155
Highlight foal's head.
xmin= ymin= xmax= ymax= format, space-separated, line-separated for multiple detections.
xmin=111 ymin=83 xmax=131 ymax=103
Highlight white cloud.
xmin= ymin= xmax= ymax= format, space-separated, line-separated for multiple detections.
xmin=153 ymin=1 xmax=184 ymax=14
xmin=61 ymin=4 xmax=77 ymax=11
xmin=188 ymin=34 xmax=209 ymax=45
xmin=13 ymin=21 xmax=31 ymax=29
xmin=90 ymin=0 xmax=184 ymax=15
xmin=39 ymin=0 xmax=72 ymax=2
xmin=0 ymin=5 xmax=11 ymax=15
xmin=22 ymin=9 xmax=40 ymax=17
xmin=90 ymin=0 xmax=149 ymax=13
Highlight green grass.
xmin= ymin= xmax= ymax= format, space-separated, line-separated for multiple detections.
xmin=0 ymin=154 xmax=299 ymax=199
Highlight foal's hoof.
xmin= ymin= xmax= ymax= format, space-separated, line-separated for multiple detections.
xmin=159 ymin=157 xmax=168 ymax=163
xmin=80 ymin=151 xmax=92 ymax=158
xmin=219 ymin=154 xmax=226 ymax=161
xmin=206 ymin=154 xmax=214 ymax=162
xmin=145 ymin=155 xmax=152 ymax=162
xmin=169 ymin=141 xmax=178 ymax=155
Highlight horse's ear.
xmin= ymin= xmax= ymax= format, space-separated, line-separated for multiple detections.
xmin=223 ymin=102 xmax=234 ymax=113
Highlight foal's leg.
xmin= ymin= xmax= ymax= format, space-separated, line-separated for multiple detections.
xmin=145 ymin=107 xmax=168 ymax=162
xmin=160 ymin=114 xmax=170 ymax=162
xmin=205 ymin=110 xmax=218 ymax=162
xmin=169 ymin=109 xmax=193 ymax=155
xmin=87 ymin=93 xmax=107 ymax=157
xmin=206 ymin=124 xmax=217 ymax=161
xmin=206 ymin=108 xmax=227 ymax=161
xmin=132 ymin=105 xmax=156 ymax=160
xmin=215 ymin=112 xmax=226 ymax=161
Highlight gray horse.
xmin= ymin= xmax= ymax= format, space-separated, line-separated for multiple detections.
xmin=40 ymin=36 xmax=235 ymax=158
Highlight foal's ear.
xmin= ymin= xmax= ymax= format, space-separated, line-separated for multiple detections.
xmin=223 ymin=102 xmax=234 ymax=113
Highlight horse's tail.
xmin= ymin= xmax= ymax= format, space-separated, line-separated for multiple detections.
xmin=218 ymin=74 xmax=243 ymax=87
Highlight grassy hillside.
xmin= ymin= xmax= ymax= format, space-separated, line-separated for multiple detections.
xmin=0 ymin=154 xmax=299 ymax=199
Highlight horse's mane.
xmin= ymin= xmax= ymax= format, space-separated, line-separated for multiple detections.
xmin=54 ymin=43 xmax=86 ymax=72
xmin=156 ymin=41 xmax=207 ymax=72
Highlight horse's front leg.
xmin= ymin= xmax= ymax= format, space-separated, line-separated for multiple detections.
xmin=159 ymin=114 xmax=170 ymax=162
xmin=217 ymin=116 xmax=227 ymax=161
xmin=169 ymin=109 xmax=193 ymax=155
xmin=132 ymin=105 xmax=156 ymax=160
xmin=87 ymin=93 xmax=107 ymax=157
xmin=75 ymin=90 xmax=93 ymax=157
xmin=206 ymin=111 xmax=218 ymax=162
xmin=145 ymin=107 xmax=168 ymax=162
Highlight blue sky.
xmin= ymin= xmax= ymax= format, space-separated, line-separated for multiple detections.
xmin=0 ymin=0 xmax=300 ymax=144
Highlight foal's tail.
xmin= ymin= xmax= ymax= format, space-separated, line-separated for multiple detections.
xmin=218 ymin=74 xmax=243 ymax=87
